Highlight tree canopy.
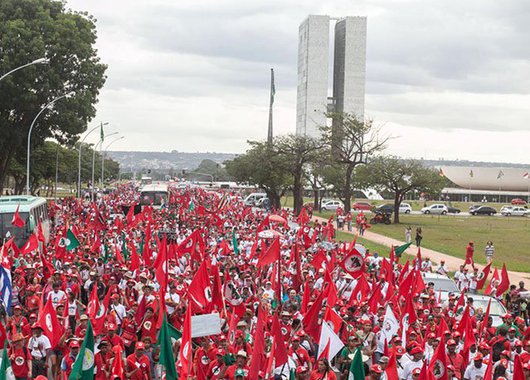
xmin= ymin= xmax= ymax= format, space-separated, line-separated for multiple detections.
xmin=0 ymin=0 xmax=107 ymax=192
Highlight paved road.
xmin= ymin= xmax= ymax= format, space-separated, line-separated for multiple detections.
xmin=313 ymin=216 xmax=530 ymax=284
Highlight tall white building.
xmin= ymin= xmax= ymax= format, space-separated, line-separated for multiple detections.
xmin=296 ymin=15 xmax=367 ymax=138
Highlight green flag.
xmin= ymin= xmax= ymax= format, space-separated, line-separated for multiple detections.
xmin=188 ymin=200 xmax=195 ymax=212
xmin=121 ymin=233 xmax=130 ymax=261
xmin=232 ymin=229 xmax=239 ymax=255
xmin=103 ymin=244 xmax=110 ymax=263
xmin=69 ymin=320 xmax=95 ymax=380
xmin=66 ymin=228 xmax=80 ymax=251
xmin=159 ymin=316 xmax=178 ymax=380
xmin=0 ymin=339 xmax=14 ymax=380
xmin=394 ymin=242 xmax=412 ymax=257
xmin=348 ymin=348 xmax=365 ymax=380
xmin=289 ymin=368 xmax=296 ymax=380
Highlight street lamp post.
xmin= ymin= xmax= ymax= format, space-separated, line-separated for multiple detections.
xmin=102 ymin=136 xmax=124 ymax=187
xmin=0 ymin=57 xmax=49 ymax=82
xmin=26 ymin=92 xmax=73 ymax=195
xmin=91 ymin=131 xmax=118 ymax=201
xmin=77 ymin=122 xmax=109 ymax=197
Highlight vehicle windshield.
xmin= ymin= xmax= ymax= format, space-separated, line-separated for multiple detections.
xmin=140 ymin=191 xmax=168 ymax=206
xmin=426 ymin=277 xmax=459 ymax=293
xmin=0 ymin=212 xmax=30 ymax=245
xmin=470 ymin=298 xmax=506 ymax=315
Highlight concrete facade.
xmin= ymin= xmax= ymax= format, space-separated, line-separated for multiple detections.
xmin=296 ymin=15 xmax=367 ymax=138
xmin=296 ymin=15 xmax=330 ymax=137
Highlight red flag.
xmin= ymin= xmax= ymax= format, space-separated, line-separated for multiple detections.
xmin=297 ymin=207 xmax=310 ymax=225
xmin=155 ymin=238 xmax=169 ymax=292
xmin=303 ymin=290 xmax=325 ymax=341
xmin=271 ymin=315 xmax=289 ymax=367
xmin=210 ymin=265 xmax=225 ymax=312
xmin=92 ymin=289 xmax=111 ymax=335
xmin=130 ymin=244 xmax=141 ymax=271
xmin=386 ymin=352 xmax=400 ymax=380
xmin=38 ymin=299 xmax=65 ymax=349
xmin=188 ymin=261 xmax=212 ymax=312
xmin=257 ymin=237 xmax=280 ymax=267
xmin=115 ymin=244 xmax=125 ymax=265
xmin=512 ymin=354 xmax=525 ymax=380
xmin=178 ymin=305 xmax=192 ymax=378
xmin=317 ymin=339 xmax=331 ymax=361
xmin=324 ymin=269 xmax=338 ymax=308
xmin=476 ymin=262 xmax=491 ymax=290
xmin=291 ymin=244 xmax=303 ymax=292
xmin=340 ymin=248 xmax=365 ymax=278
xmin=20 ymin=233 xmax=39 ymax=254
xmin=11 ymin=204 xmax=25 ymax=228
xmin=0 ymin=319 xmax=6 ymax=348
xmin=86 ymin=285 xmax=100 ymax=322
xmin=300 ymin=280 xmax=311 ymax=314
xmin=126 ymin=203 xmax=136 ymax=224
xmin=142 ymin=223 xmax=152 ymax=266
xmin=429 ymin=336 xmax=448 ymax=380
xmin=110 ymin=345 xmax=125 ymax=379
xmin=480 ymin=299 xmax=491 ymax=340
xmin=310 ymin=249 xmax=328 ymax=270
xmin=37 ymin=223 xmax=45 ymax=242
xmin=248 ymin=308 xmax=266 ymax=379
xmin=495 ymin=263 xmax=510 ymax=297
xmin=485 ymin=267 xmax=499 ymax=296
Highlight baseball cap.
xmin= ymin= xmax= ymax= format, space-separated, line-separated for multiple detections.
xmin=235 ymin=368 xmax=246 ymax=377
xmin=410 ymin=347 xmax=423 ymax=355
xmin=135 ymin=342 xmax=145 ymax=350
xmin=412 ymin=368 xmax=422 ymax=376
xmin=473 ymin=353 xmax=484 ymax=361
xmin=69 ymin=340 xmax=80 ymax=348
xmin=370 ymin=365 xmax=383 ymax=374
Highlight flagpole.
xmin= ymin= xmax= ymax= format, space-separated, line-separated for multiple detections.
xmin=267 ymin=68 xmax=275 ymax=145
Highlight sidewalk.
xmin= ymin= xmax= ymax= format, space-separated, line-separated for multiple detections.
xmin=314 ymin=216 xmax=530 ymax=284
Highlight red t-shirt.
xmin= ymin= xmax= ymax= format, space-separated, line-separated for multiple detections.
xmin=10 ymin=347 xmax=31 ymax=378
xmin=310 ymin=370 xmax=337 ymax=380
xmin=126 ymin=353 xmax=151 ymax=380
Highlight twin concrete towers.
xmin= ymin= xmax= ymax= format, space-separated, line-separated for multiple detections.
xmin=296 ymin=15 xmax=367 ymax=138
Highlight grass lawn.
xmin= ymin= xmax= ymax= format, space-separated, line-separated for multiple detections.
xmin=335 ymin=230 xmax=393 ymax=257
xmin=367 ymin=214 xmax=530 ymax=272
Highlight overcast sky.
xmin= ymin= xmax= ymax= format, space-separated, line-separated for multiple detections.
xmin=66 ymin=0 xmax=530 ymax=163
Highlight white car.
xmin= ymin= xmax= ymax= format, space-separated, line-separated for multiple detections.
xmin=501 ymin=206 xmax=528 ymax=216
xmin=421 ymin=204 xmax=448 ymax=215
xmin=321 ymin=200 xmax=344 ymax=211
xmin=422 ymin=273 xmax=459 ymax=302
xmin=465 ymin=294 xmax=507 ymax=327
xmin=399 ymin=203 xmax=412 ymax=214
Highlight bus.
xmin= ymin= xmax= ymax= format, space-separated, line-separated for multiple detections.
xmin=0 ymin=195 xmax=50 ymax=248
xmin=139 ymin=183 xmax=169 ymax=208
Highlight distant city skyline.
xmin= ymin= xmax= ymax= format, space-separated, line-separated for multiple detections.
xmin=66 ymin=0 xmax=530 ymax=164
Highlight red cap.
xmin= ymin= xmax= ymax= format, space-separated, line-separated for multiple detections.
xmin=410 ymin=346 xmax=423 ymax=355
xmin=394 ymin=346 xmax=406 ymax=356
xmin=447 ymin=339 xmax=457 ymax=346
xmin=370 ymin=365 xmax=384 ymax=374
xmin=412 ymin=368 xmax=422 ymax=376
xmin=473 ymin=353 xmax=484 ymax=361
xmin=135 ymin=342 xmax=145 ymax=350
xmin=107 ymin=323 xmax=117 ymax=331
xmin=69 ymin=340 xmax=80 ymax=348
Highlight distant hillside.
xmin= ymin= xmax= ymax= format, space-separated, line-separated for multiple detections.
xmin=107 ymin=150 xmax=237 ymax=173
xmin=422 ymin=159 xmax=529 ymax=169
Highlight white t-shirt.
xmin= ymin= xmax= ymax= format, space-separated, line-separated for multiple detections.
xmin=110 ymin=303 xmax=127 ymax=325
xmin=463 ymin=364 xmax=486 ymax=380
xmin=28 ymin=335 xmax=51 ymax=359
xmin=402 ymin=360 xmax=423 ymax=380
xmin=48 ymin=290 xmax=66 ymax=307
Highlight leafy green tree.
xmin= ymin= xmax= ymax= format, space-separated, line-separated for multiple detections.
xmin=357 ymin=156 xmax=445 ymax=223
xmin=320 ymin=113 xmax=387 ymax=212
xmin=225 ymin=141 xmax=291 ymax=208
xmin=275 ymin=135 xmax=324 ymax=215
xmin=0 ymin=0 xmax=107 ymax=193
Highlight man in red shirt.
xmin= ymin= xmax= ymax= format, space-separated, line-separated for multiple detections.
xmin=126 ymin=342 xmax=152 ymax=380
xmin=289 ymin=336 xmax=312 ymax=372
xmin=9 ymin=333 xmax=32 ymax=379
xmin=222 ymin=350 xmax=250 ymax=380
xmin=447 ymin=339 xmax=465 ymax=380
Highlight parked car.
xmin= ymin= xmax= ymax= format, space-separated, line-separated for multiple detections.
xmin=465 ymin=294 xmax=507 ymax=326
xmin=446 ymin=205 xmax=461 ymax=214
xmin=500 ymin=205 xmax=513 ymax=214
xmin=422 ymin=273 xmax=459 ymax=302
xmin=470 ymin=206 xmax=497 ymax=216
xmin=352 ymin=201 xmax=372 ymax=211
xmin=399 ymin=203 xmax=412 ymax=214
xmin=321 ymin=200 xmax=344 ymax=211
xmin=501 ymin=206 xmax=528 ymax=216
xmin=511 ymin=198 xmax=527 ymax=205
xmin=375 ymin=204 xmax=394 ymax=214
xmin=421 ymin=204 xmax=448 ymax=215
xmin=469 ymin=204 xmax=482 ymax=212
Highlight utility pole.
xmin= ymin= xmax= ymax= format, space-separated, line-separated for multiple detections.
xmin=267 ymin=68 xmax=275 ymax=145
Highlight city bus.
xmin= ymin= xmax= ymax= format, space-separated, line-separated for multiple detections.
xmin=139 ymin=183 xmax=169 ymax=208
xmin=0 ymin=195 xmax=50 ymax=248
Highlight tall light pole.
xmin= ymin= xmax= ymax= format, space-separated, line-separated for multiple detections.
xmin=0 ymin=57 xmax=49 ymax=82
xmin=91 ymin=131 xmax=118 ymax=201
xmin=26 ymin=92 xmax=73 ymax=195
xmin=102 ymin=136 xmax=124 ymax=187
xmin=78 ymin=122 xmax=108 ymax=197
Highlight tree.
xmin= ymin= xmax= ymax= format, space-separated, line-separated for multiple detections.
xmin=357 ymin=156 xmax=445 ymax=223
xmin=225 ymin=141 xmax=291 ymax=208
xmin=0 ymin=0 xmax=107 ymax=193
xmin=320 ymin=113 xmax=387 ymax=212
xmin=275 ymin=135 xmax=324 ymax=215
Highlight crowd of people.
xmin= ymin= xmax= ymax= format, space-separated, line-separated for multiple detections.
xmin=0 ymin=184 xmax=529 ymax=380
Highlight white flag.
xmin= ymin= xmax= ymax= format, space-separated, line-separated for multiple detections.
xmin=318 ymin=321 xmax=345 ymax=362
xmin=382 ymin=305 xmax=400 ymax=343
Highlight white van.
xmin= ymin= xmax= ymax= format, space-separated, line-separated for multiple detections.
xmin=244 ymin=193 xmax=267 ymax=206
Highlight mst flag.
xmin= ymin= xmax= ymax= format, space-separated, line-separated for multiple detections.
xmin=69 ymin=320 xmax=95 ymax=380
xmin=348 ymin=348 xmax=365 ymax=380
xmin=159 ymin=316 xmax=178 ymax=380
xmin=66 ymin=228 xmax=80 ymax=251
xmin=340 ymin=248 xmax=365 ymax=277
